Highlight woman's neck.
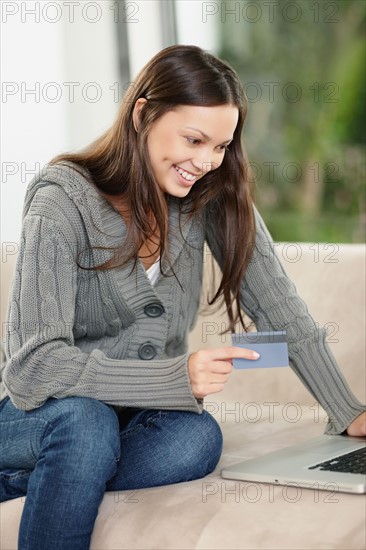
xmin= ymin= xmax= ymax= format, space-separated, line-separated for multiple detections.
xmin=112 ymin=197 xmax=161 ymax=270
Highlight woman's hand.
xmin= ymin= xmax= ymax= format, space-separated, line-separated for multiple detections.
xmin=346 ymin=411 xmax=366 ymax=437
xmin=188 ymin=347 xmax=259 ymax=399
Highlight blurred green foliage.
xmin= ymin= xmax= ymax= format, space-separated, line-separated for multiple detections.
xmin=219 ymin=0 xmax=365 ymax=242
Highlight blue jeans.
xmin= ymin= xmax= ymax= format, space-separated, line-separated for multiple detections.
xmin=0 ymin=395 xmax=223 ymax=550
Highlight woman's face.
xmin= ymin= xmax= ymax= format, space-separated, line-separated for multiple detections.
xmin=134 ymin=100 xmax=239 ymax=197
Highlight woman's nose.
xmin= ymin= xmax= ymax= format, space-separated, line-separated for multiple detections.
xmin=191 ymin=152 xmax=220 ymax=175
xmin=191 ymin=160 xmax=213 ymax=176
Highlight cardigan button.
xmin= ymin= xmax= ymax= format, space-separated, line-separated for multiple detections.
xmin=138 ymin=342 xmax=157 ymax=360
xmin=144 ymin=303 xmax=165 ymax=318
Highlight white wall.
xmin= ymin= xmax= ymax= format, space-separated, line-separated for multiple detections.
xmin=175 ymin=0 xmax=219 ymax=53
xmin=1 ymin=4 xmax=68 ymax=245
xmin=125 ymin=0 xmax=165 ymax=79
xmin=1 ymin=0 xmax=120 ymax=246
xmin=126 ymin=0 xmax=219 ymax=79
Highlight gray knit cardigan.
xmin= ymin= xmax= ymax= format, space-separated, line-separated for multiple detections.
xmin=1 ymin=162 xmax=365 ymax=434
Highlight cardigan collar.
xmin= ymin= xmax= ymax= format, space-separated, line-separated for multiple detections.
xmin=23 ymin=161 xmax=196 ymax=279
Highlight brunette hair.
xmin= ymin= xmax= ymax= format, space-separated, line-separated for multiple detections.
xmin=49 ymin=44 xmax=256 ymax=333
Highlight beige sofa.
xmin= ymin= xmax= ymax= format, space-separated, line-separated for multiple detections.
xmin=1 ymin=242 xmax=365 ymax=550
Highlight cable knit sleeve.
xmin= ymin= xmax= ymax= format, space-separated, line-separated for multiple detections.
xmin=205 ymin=204 xmax=365 ymax=435
xmin=2 ymin=212 xmax=201 ymax=414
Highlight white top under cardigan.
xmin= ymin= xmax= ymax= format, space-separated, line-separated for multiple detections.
xmin=145 ymin=257 xmax=161 ymax=286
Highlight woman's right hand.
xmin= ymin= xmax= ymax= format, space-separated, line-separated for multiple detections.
xmin=188 ymin=347 xmax=260 ymax=399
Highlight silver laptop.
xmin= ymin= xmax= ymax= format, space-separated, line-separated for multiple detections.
xmin=221 ymin=435 xmax=366 ymax=494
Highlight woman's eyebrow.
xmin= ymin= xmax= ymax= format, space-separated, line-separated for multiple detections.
xmin=183 ymin=127 xmax=233 ymax=144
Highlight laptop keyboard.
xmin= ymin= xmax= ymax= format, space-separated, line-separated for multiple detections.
xmin=308 ymin=447 xmax=366 ymax=474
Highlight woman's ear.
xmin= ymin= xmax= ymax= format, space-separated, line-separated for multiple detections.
xmin=132 ymin=97 xmax=148 ymax=132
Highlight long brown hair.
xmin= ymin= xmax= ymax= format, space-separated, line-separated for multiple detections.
xmin=49 ymin=44 xmax=256 ymax=333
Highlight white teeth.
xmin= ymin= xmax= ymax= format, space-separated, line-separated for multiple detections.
xmin=174 ymin=165 xmax=195 ymax=181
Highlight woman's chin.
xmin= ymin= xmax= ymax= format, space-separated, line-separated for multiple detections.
xmin=157 ymin=173 xmax=195 ymax=197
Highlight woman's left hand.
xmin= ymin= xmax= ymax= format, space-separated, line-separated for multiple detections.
xmin=346 ymin=411 xmax=366 ymax=436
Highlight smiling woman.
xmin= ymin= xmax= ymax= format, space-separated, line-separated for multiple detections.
xmin=136 ymin=103 xmax=238 ymax=195
xmin=47 ymin=44 xmax=256 ymax=334
xmin=1 ymin=44 xmax=365 ymax=550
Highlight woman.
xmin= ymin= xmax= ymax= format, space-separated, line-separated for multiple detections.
xmin=1 ymin=44 xmax=365 ymax=549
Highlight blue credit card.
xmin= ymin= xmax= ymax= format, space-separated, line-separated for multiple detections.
xmin=231 ymin=331 xmax=289 ymax=369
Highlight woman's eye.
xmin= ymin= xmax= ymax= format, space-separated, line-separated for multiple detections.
xmin=217 ymin=144 xmax=229 ymax=153
xmin=186 ymin=137 xmax=201 ymax=145
xmin=186 ymin=137 xmax=229 ymax=151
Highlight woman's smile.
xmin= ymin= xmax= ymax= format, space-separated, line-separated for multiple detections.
xmin=173 ymin=165 xmax=198 ymax=186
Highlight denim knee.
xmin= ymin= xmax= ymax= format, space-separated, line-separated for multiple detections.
xmin=106 ymin=408 xmax=224 ymax=492
xmin=173 ymin=410 xmax=223 ymax=479
xmin=36 ymin=397 xmax=121 ymax=481
xmin=195 ymin=410 xmax=223 ymax=473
